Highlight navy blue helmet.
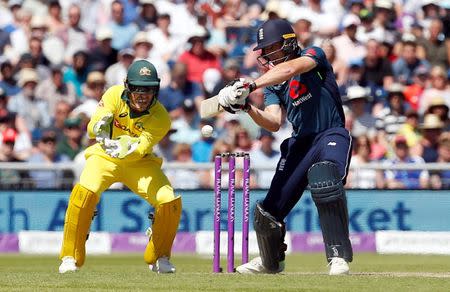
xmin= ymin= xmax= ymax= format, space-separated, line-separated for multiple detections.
xmin=253 ymin=19 xmax=299 ymax=68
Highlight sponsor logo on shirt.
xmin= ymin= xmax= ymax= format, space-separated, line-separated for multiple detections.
xmin=289 ymin=80 xmax=312 ymax=107
xmin=113 ymin=119 xmax=144 ymax=137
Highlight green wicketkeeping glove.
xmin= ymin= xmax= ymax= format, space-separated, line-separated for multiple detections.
xmin=93 ymin=113 xmax=113 ymax=139
xmin=102 ymin=135 xmax=140 ymax=159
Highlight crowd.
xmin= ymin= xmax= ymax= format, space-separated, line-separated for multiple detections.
xmin=0 ymin=0 xmax=449 ymax=190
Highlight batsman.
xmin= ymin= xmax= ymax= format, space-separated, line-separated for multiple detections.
xmin=59 ymin=60 xmax=182 ymax=274
xmin=217 ymin=19 xmax=353 ymax=275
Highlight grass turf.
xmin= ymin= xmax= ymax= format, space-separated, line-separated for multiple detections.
xmin=0 ymin=253 xmax=449 ymax=291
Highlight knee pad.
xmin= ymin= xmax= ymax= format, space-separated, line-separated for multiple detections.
xmin=60 ymin=184 xmax=99 ymax=267
xmin=307 ymin=162 xmax=353 ymax=262
xmin=144 ymin=196 xmax=182 ymax=264
xmin=308 ymin=161 xmax=344 ymax=203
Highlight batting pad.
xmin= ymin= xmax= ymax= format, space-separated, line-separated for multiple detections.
xmin=60 ymin=184 xmax=99 ymax=267
xmin=144 ymin=196 xmax=182 ymax=264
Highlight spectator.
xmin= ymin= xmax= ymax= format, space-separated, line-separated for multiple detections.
xmin=170 ymin=99 xmax=200 ymax=145
xmin=202 ymin=67 xmax=221 ymax=98
xmin=132 ymin=31 xmax=170 ymax=88
xmin=430 ymin=132 xmax=450 ymax=189
xmin=108 ymin=0 xmax=138 ymax=50
xmin=385 ymin=135 xmax=429 ymax=189
xmin=90 ymin=26 xmax=118 ymax=72
xmin=178 ymin=25 xmax=221 ymax=84
xmin=27 ymin=129 xmax=73 ymax=189
xmin=105 ymin=48 xmax=135 ymax=88
xmin=425 ymin=97 xmax=450 ymax=131
xmin=418 ymin=18 xmax=450 ymax=68
xmin=192 ymin=121 xmax=215 ymax=163
xmin=250 ymin=129 xmax=280 ymax=189
xmin=158 ymin=62 xmax=204 ymax=119
xmin=322 ymin=40 xmax=348 ymax=87
xmin=347 ymin=135 xmax=384 ymax=189
xmin=416 ymin=113 xmax=445 ymax=162
xmin=60 ymin=4 xmax=93 ymax=65
xmin=63 ymin=50 xmax=90 ymax=99
xmin=46 ymin=0 xmax=65 ymax=35
xmin=344 ymin=85 xmax=377 ymax=139
xmin=73 ymin=71 xmax=107 ymax=120
xmin=153 ymin=128 xmax=177 ymax=162
xmin=0 ymin=127 xmax=32 ymax=189
xmin=392 ymin=36 xmax=430 ymax=85
xmin=211 ymin=58 xmax=241 ymax=96
xmin=135 ymin=0 xmax=158 ymax=31
xmin=292 ymin=16 xmax=315 ymax=49
xmin=371 ymin=0 xmax=396 ymax=44
xmin=403 ymin=65 xmax=429 ymax=111
xmin=0 ymin=61 xmax=20 ymax=97
xmin=332 ymin=14 xmax=366 ymax=66
xmin=148 ymin=13 xmax=184 ymax=63
xmin=56 ymin=117 xmax=84 ymax=160
xmin=35 ymin=64 xmax=77 ymax=115
xmin=419 ymin=66 xmax=450 ymax=114
xmin=361 ymin=39 xmax=394 ymax=93
xmin=233 ymin=126 xmax=254 ymax=153
xmin=375 ymin=83 xmax=407 ymax=142
xmin=165 ymin=143 xmax=200 ymax=189
xmin=397 ymin=109 xmax=422 ymax=150
xmin=47 ymin=100 xmax=72 ymax=142
xmin=8 ymin=68 xmax=50 ymax=132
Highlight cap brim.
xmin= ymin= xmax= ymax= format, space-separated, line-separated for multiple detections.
xmin=253 ymin=39 xmax=279 ymax=51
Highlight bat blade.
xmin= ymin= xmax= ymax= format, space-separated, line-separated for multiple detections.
xmin=200 ymin=95 xmax=224 ymax=119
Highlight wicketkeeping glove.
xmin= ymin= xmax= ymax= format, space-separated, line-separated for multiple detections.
xmin=93 ymin=113 xmax=113 ymax=139
xmin=100 ymin=135 xmax=140 ymax=159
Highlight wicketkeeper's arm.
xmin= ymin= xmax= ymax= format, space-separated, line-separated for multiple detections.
xmin=87 ymin=89 xmax=117 ymax=139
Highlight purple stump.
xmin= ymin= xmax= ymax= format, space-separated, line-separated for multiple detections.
xmin=242 ymin=153 xmax=250 ymax=264
xmin=213 ymin=155 xmax=222 ymax=273
xmin=227 ymin=154 xmax=236 ymax=273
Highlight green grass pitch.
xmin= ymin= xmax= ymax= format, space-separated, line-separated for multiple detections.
xmin=0 ymin=253 xmax=449 ymax=291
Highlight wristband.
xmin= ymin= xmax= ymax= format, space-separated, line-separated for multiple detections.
xmin=248 ymin=81 xmax=257 ymax=93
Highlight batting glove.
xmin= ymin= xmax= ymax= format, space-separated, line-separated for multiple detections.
xmin=93 ymin=113 xmax=113 ymax=139
xmin=100 ymin=135 xmax=140 ymax=159
xmin=229 ymin=78 xmax=257 ymax=104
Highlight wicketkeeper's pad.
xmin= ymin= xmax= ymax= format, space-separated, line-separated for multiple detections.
xmin=144 ymin=196 xmax=182 ymax=264
xmin=60 ymin=184 xmax=99 ymax=267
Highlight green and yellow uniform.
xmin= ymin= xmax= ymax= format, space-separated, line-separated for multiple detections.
xmin=60 ymin=60 xmax=181 ymax=268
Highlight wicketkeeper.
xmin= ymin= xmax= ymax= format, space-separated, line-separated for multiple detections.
xmin=217 ymin=19 xmax=353 ymax=275
xmin=59 ymin=60 xmax=182 ymax=274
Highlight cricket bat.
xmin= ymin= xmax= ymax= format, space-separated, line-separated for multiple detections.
xmin=200 ymin=95 xmax=224 ymax=119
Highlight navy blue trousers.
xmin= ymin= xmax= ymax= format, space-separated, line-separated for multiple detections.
xmin=263 ymin=127 xmax=352 ymax=221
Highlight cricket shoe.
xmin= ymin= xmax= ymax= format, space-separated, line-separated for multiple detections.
xmin=149 ymin=256 xmax=176 ymax=274
xmin=236 ymin=257 xmax=284 ymax=274
xmin=328 ymin=257 xmax=349 ymax=275
xmin=59 ymin=256 xmax=78 ymax=274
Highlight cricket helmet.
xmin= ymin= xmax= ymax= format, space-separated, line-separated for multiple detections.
xmin=125 ymin=60 xmax=160 ymax=111
xmin=253 ymin=19 xmax=299 ymax=67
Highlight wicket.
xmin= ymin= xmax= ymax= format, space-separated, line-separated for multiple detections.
xmin=213 ymin=152 xmax=250 ymax=273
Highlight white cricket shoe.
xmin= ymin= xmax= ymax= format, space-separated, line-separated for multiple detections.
xmin=149 ymin=256 xmax=176 ymax=274
xmin=328 ymin=257 xmax=349 ymax=275
xmin=59 ymin=256 xmax=78 ymax=274
xmin=236 ymin=257 xmax=284 ymax=274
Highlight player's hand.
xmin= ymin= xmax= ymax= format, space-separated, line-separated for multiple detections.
xmin=228 ymin=78 xmax=257 ymax=104
xmin=217 ymin=85 xmax=236 ymax=108
xmin=100 ymin=135 xmax=140 ymax=159
xmin=93 ymin=113 xmax=113 ymax=139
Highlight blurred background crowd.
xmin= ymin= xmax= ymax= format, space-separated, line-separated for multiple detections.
xmin=0 ymin=0 xmax=449 ymax=190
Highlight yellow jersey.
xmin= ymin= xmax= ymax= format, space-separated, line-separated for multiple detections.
xmin=85 ymin=85 xmax=171 ymax=161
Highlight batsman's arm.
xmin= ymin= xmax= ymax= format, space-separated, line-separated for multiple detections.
xmin=252 ymin=56 xmax=316 ymax=89
xmin=246 ymin=104 xmax=285 ymax=132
